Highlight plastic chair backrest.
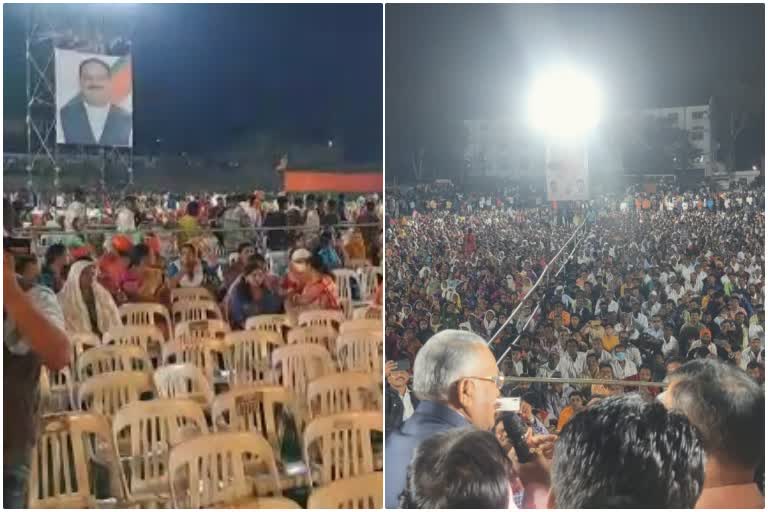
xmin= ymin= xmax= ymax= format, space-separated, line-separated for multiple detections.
xmin=112 ymin=398 xmax=208 ymax=502
xmin=118 ymin=303 xmax=171 ymax=335
xmin=271 ymin=344 xmax=335 ymax=405
xmin=345 ymin=258 xmax=369 ymax=270
xmin=170 ymin=286 xmax=213 ymax=304
xmin=161 ymin=339 xmax=219 ymax=383
xmin=352 ymin=306 xmax=382 ymax=320
xmin=172 ymin=300 xmax=223 ymax=325
xmin=303 ymin=411 xmax=383 ymax=486
xmin=339 ymin=319 xmax=380 ymax=335
xmin=102 ymin=325 xmax=165 ymax=354
xmin=153 ymin=363 xmax=214 ymax=408
xmin=332 ymin=269 xmax=357 ymax=302
xmin=297 ymin=309 xmax=345 ymax=330
xmin=77 ymin=371 xmax=154 ymax=418
xmin=28 ymin=412 xmax=125 ymax=508
xmin=211 ymin=385 xmax=295 ymax=450
xmin=306 ymin=372 xmax=379 ymax=420
xmin=244 ymin=314 xmax=287 ymax=339
xmin=168 ymin=431 xmax=280 ymax=508
xmin=249 ymin=497 xmax=302 ymax=509
xmin=174 ymin=319 xmax=230 ymax=345
xmin=307 ymin=472 xmax=383 ymax=509
xmin=222 ymin=330 xmax=283 ymax=388
xmin=357 ymin=266 xmax=381 ymax=301
xmin=336 ymin=330 xmax=383 ymax=374
xmin=40 ymin=366 xmax=74 ymax=413
xmin=77 ymin=344 xmax=153 ymax=381
xmin=286 ymin=325 xmax=338 ymax=353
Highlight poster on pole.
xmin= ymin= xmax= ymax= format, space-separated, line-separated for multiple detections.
xmin=55 ymin=48 xmax=133 ymax=147
xmin=545 ymin=142 xmax=589 ymax=201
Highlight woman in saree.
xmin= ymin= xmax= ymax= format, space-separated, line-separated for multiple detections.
xmin=58 ymin=259 xmax=122 ymax=337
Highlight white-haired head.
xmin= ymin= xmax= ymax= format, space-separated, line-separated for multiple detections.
xmin=413 ymin=329 xmax=490 ymax=402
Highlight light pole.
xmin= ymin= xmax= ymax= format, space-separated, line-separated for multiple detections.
xmin=527 ymin=67 xmax=602 ymax=206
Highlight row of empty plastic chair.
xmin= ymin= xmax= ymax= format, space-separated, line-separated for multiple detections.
xmin=42 ymin=328 xmax=383 ymax=414
xmin=119 ymin=297 xmax=380 ymax=338
xmin=30 ymin=408 xmax=383 ymax=508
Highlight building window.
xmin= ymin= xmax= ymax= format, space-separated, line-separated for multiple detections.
xmin=692 ymin=111 xmax=706 ymax=120
xmin=667 ymin=112 xmax=680 ymax=123
xmin=690 ymin=131 xmax=704 ymax=141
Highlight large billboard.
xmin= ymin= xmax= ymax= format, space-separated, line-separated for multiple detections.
xmin=545 ymin=142 xmax=589 ymax=201
xmin=55 ymin=48 xmax=133 ymax=147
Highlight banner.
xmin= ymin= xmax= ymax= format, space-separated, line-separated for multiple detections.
xmin=283 ymin=170 xmax=382 ymax=193
xmin=55 ymin=48 xmax=133 ymax=147
xmin=545 ymin=142 xmax=588 ymax=201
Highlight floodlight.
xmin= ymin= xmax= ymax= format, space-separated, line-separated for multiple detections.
xmin=527 ymin=68 xmax=602 ymax=139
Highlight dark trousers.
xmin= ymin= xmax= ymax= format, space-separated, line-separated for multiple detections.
xmin=4 ymin=463 xmax=29 ymax=509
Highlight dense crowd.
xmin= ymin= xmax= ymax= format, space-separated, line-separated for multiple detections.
xmin=384 ymin=180 xmax=764 ymax=508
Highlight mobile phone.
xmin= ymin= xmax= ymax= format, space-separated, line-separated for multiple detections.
xmin=3 ymin=237 xmax=32 ymax=255
xmin=496 ymin=397 xmax=521 ymax=412
xmin=396 ymin=359 xmax=411 ymax=372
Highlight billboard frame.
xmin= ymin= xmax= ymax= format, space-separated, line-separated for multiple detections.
xmin=24 ymin=4 xmax=136 ymax=191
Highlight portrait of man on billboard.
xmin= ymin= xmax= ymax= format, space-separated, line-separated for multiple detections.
xmin=58 ymin=57 xmax=132 ymax=146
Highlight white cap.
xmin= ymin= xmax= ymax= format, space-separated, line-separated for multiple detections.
xmin=291 ymin=248 xmax=312 ymax=262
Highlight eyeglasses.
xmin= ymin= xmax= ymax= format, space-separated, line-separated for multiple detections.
xmin=463 ymin=375 xmax=505 ymax=390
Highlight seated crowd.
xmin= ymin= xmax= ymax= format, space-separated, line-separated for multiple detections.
xmin=385 ymin=182 xmax=764 ymax=508
xmin=11 ymin=189 xmax=384 ymax=333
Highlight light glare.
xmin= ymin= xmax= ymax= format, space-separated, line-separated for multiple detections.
xmin=528 ymin=68 xmax=601 ymax=139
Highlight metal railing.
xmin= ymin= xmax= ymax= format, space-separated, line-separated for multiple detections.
xmin=488 ymin=218 xmax=588 ymax=346
xmin=500 ymin=375 xmax=667 ymax=388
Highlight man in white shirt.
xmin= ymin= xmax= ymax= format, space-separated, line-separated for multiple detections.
xmin=614 ymin=314 xmax=640 ymax=342
xmin=543 ymin=375 xmax=573 ymax=422
xmin=59 ymin=58 xmax=132 ymax=146
xmin=748 ymin=310 xmax=764 ymax=341
xmin=115 ymin=196 xmax=136 ymax=233
xmin=666 ymin=280 xmax=684 ymax=305
xmin=538 ymin=351 xmax=561 ymax=378
xmin=587 ymin=336 xmax=614 ymax=364
xmin=619 ymin=335 xmax=643 ymax=368
xmin=660 ymin=324 xmax=680 ymax=358
xmin=645 ymin=315 xmax=664 ymax=340
xmin=610 ymin=344 xmax=638 ymax=379
xmin=64 ymin=189 xmax=86 ymax=232
xmin=642 ymin=291 xmax=662 ymax=318
xmin=595 ymin=291 xmax=619 ymax=314
xmin=630 ymin=302 xmax=649 ymax=332
xmin=741 ymin=336 xmax=764 ymax=370
xmin=556 ymin=339 xmax=587 ymax=379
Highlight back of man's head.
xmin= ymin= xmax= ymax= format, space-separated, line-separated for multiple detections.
xmin=551 ymin=394 xmax=704 ymax=509
xmin=412 ymin=329 xmax=487 ymax=402
xmin=400 ymin=428 xmax=512 ymax=509
xmin=665 ymin=359 xmax=764 ymax=470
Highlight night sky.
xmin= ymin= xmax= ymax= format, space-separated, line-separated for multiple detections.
xmin=3 ymin=3 xmax=382 ymax=162
xmin=387 ymin=3 xmax=764 ymax=174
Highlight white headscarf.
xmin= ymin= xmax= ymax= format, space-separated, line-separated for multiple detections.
xmin=58 ymin=260 xmax=122 ymax=335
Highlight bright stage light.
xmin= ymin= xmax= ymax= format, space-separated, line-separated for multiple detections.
xmin=527 ymin=68 xmax=602 ymax=139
